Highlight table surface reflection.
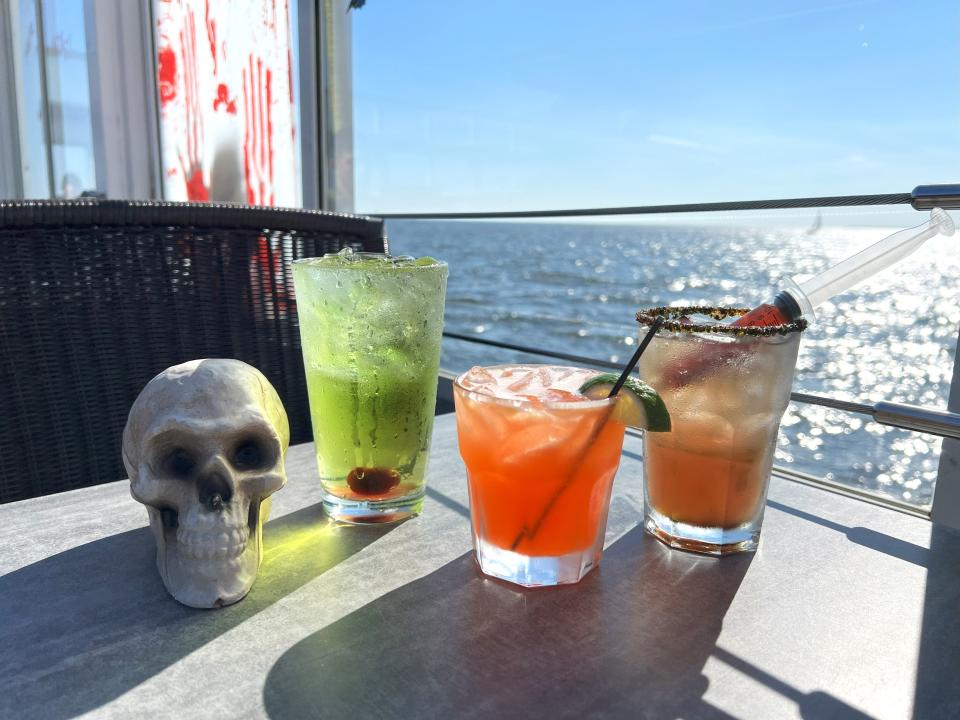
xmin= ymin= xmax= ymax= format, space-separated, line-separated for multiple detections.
xmin=1 ymin=414 xmax=957 ymax=719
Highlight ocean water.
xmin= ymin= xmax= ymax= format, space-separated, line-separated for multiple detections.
xmin=388 ymin=219 xmax=960 ymax=508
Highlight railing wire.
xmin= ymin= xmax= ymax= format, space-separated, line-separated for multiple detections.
xmin=442 ymin=331 xmax=960 ymax=441
xmin=378 ymin=192 xmax=913 ymax=220
xmin=443 ymin=330 xmax=863 ymax=414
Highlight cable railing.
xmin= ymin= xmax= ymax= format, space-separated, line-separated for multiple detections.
xmin=441 ymin=331 xmax=960 ymax=441
xmin=378 ymin=184 xmax=958 ymax=220
xmin=385 ymin=183 xmax=960 ymax=520
xmin=408 ymin=183 xmax=960 ymax=440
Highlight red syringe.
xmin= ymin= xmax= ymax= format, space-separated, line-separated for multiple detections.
xmin=734 ymin=208 xmax=954 ymax=327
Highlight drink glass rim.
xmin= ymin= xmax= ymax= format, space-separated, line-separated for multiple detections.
xmin=453 ymin=363 xmax=616 ymax=411
xmin=637 ymin=306 xmax=807 ymax=337
xmin=292 ymin=252 xmax=447 ymax=271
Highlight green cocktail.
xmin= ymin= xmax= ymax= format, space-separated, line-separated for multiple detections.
xmin=292 ymin=249 xmax=448 ymax=522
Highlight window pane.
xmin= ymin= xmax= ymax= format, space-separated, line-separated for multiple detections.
xmin=41 ymin=0 xmax=98 ymax=197
xmin=353 ymin=1 xmax=960 ymax=213
xmin=154 ymin=0 xmax=301 ymax=205
xmin=11 ymin=0 xmax=50 ymax=197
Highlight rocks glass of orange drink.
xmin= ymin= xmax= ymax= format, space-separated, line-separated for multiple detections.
xmin=453 ymin=365 xmax=628 ymax=587
xmin=637 ymin=307 xmax=806 ymax=555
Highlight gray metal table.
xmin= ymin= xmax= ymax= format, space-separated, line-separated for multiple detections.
xmin=2 ymin=414 xmax=958 ymax=719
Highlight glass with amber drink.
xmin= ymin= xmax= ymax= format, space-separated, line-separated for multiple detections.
xmin=637 ymin=307 xmax=806 ymax=554
xmin=453 ymin=365 xmax=628 ymax=587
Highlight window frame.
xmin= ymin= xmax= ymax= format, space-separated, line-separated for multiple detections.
xmin=83 ymin=0 xmax=161 ymax=200
xmin=0 ymin=2 xmax=22 ymax=198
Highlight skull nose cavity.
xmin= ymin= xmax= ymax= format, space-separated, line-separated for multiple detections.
xmin=198 ymin=472 xmax=234 ymax=511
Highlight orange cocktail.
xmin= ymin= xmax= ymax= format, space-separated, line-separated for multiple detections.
xmin=453 ymin=365 xmax=626 ymax=586
xmin=643 ymin=428 xmax=776 ymax=529
xmin=637 ymin=306 xmax=805 ymax=555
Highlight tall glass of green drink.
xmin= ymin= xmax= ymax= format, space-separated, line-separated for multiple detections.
xmin=292 ymin=249 xmax=448 ymax=523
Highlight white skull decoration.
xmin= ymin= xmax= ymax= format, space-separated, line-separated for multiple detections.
xmin=122 ymin=359 xmax=289 ymax=608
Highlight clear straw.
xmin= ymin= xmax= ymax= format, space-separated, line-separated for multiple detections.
xmin=784 ymin=208 xmax=955 ymax=321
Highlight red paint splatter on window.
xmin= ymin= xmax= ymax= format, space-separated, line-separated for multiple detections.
xmin=205 ymin=0 xmax=217 ymax=74
xmin=158 ymin=1 xmax=297 ymax=208
xmin=285 ymin=0 xmax=294 ymax=104
xmin=213 ymin=83 xmax=237 ymax=114
xmin=158 ymin=46 xmax=177 ymax=105
xmin=287 ymin=48 xmax=294 ymax=105
xmin=266 ymin=67 xmax=274 ymax=206
xmin=242 ymin=54 xmax=275 ymax=206
xmin=184 ymin=169 xmax=210 ymax=202
xmin=177 ymin=10 xmax=209 ymax=202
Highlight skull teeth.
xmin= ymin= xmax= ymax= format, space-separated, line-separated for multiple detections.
xmin=176 ymin=526 xmax=250 ymax=560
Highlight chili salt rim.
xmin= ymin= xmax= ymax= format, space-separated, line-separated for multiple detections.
xmin=636 ymin=306 xmax=808 ymax=336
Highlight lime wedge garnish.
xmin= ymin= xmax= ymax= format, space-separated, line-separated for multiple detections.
xmin=579 ymin=373 xmax=671 ymax=431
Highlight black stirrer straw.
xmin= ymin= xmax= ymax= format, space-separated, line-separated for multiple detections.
xmin=510 ymin=315 xmax=665 ymax=551
xmin=607 ymin=316 xmax=664 ymax=397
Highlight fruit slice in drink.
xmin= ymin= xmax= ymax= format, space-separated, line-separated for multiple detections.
xmin=578 ymin=373 xmax=672 ymax=431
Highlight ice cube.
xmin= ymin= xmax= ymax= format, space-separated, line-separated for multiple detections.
xmin=499 ymin=420 xmax=571 ymax=466
xmin=707 ymin=355 xmax=780 ymax=415
xmin=536 ymin=366 xmax=554 ymax=387
xmin=460 ymin=366 xmax=498 ymax=391
xmin=456 ymin=396 xmax=513 ymax=442
xmin=376 ymin=349 xmax=420 ymax=384
xmin=554 ymin=367 xmax=578 ymax=382
xmin=732 ymin=413 xmax=779 ymax=455
xmin=542 ymin=388 xmax=583 ymax=403
xmin=670 ymin=411 xmax=735 ymax=456
xmin=507 ymin=371 xmax=537 ymax=393
xmin=709 ymin=374 xmax=747 ymax=414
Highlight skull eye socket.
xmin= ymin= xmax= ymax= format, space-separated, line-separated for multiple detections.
xmin=232 ymin=438 xmax=271 ymax=471
xmin=162 ymin=447 xmax=197 ymax=479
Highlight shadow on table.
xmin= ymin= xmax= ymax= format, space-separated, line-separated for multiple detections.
xmin=768 ymin=499 xmax=960 ymax=716
xmin=710 ymin=647 xmax=873 ymax=719
xmin=263 ymin=526 xmax=752 ymax=720
xmin=767 ymin=499 xmax=931 ymax=568
xmin=0 ymin=504 xmax=395 ymax=720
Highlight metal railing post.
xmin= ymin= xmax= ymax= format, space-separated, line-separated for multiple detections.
xmin=932 ymin=329 xmax=960 ymax=528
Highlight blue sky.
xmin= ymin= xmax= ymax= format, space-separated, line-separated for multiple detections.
xmin=351 ymin=1 xmax=960 ymax=220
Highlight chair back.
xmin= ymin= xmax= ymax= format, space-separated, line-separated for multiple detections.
xmin=0 ymin=200 xmax=386 ymax=502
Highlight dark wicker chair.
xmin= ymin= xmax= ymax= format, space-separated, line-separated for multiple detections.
xmin=0 ymin=199 xmax=386 ymax=503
